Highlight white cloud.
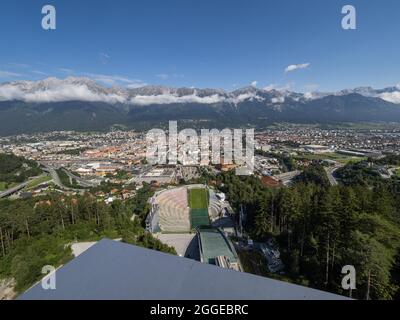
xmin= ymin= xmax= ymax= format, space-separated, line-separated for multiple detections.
xmin=31 ymin=70 xmax=47 ymax=76
xmin=156 ymin=73 xmax=184 ymax=80
xmin=8 ymin=63 xmax=30 ymax=69
xmin=0 ymin=85 xmax=25 ymax=100
xmin=58 ymin=68 xmax=75 ymax=74
xmin=0 ymin=83 xmax=266 ymax=105
xmin=99 ymin=52 xmax=110 ymax=65
xmin=128 ymin=91 xmax=265 ymax=106
xmin=129 ymin=93 xmax=225 ymax=106
xmin=271 ymin=97 xmax=285 ymax=104
xmin=379 ymin=92 xmax=400 ymax=104
xmin=263 ymin=83 xmax=292 ymax=92
xmin=0 ymin=83 xmax=127 ymax=104
xmin=303 ymin=92 xmax=317 ymax=100
xmin=0 ymin=77 xmax=268 ymax=105
xmin=0 ymin=70 xmax=22 ymax=78
xmin=251 ymin=81 xmax=258 ymax=87
xmin=86 ymin=73 xmax=146 ymax=88
xmin=284 ymin=63 xmax=310 ymax=74
xmin=125 ymin=82 xmax=147 ymax=89
xmin=263 ymin=84 xmax=276 ymax=91
xmin=303 ymin=84 xmax=319 ymax=91
xmin=233 ymin=93 xmax=264 ymax=104
xmin=156 ymin=74 xmax=169 ymax=80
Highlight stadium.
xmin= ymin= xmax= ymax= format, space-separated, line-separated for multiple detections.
xmin=145 ymin=184 xmax=221 ymax=233
xmin=145 ymin=184 xmax=242 ymax=271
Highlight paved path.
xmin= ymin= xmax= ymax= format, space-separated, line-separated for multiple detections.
xmin=155 ymin=233 xmax=197 ymax=257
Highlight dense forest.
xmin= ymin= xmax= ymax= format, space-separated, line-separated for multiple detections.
xmin=0 ymin=184 xmax=175 ymax=293
xmin=0 ymin=153 xmax=42 ymax=189
xmin=335 ymin=162 xmax=382 ymax=187
xmin=218 ymin=164 xmax=400 ymax=300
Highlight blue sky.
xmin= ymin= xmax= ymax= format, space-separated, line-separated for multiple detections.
xmin=0 ymin=0 xmax=399 ymax=92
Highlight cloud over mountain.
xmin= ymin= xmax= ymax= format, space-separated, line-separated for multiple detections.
xmin=284 ymin=63 xmax=310 ymax=74
xmin=0 ymin=77 xmax=399 ymax=107
xmin=1 ymin=77 xmax=400 ymax=136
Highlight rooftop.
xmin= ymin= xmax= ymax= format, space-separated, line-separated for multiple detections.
xmin=19 ymin=239 xmax=348 ymax=300
xmin=198 ymin=228 xmax=237 ymax=265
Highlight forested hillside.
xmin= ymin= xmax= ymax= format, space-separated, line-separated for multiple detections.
xmin=0 ymin=153 xmax=42 ymax=190
xmin=218 ymin=165 xmax=400 ymax=300
xmin=0 ymin=185 xmax=176 ymax=293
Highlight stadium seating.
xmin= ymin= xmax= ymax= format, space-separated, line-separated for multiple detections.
xmin=208 ymin=190 xmax=221 ymax=219
xmin=149 ymin=185 xmax=221 ymax=233
xmin=155 ymin=187 xmax=191 ymax=233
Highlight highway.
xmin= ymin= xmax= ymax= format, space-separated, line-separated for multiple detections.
xmin=274 ymin=170 xmax=302 ymax=186
xmin=44 ymin=166 xmax=64 ymax=189
xmin=0 ymin=175 xmax=47 ymax=199
xmin=325 ymin=166 xmax=342 ymax=186
xmin=1 ymin=165 xmax=91 ymax=197
xmin=42 ymin=165 xmax=86 ymax=192
xmin=0 ymin=181 xmax=31 ymax=198
xmin=63 ymin=170 xmax=98 ymax=188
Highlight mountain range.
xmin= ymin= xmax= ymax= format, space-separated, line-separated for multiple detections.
xmin=1 ymin=77 xmax=400 ymax=135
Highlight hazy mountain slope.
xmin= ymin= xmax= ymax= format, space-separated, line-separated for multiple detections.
xmin=1 ymin=77 xmax=400 ymax=135
xmin=0 ymin=101 xmax=126 ymax=136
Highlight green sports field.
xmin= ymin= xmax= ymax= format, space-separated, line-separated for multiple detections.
xmin=189 ymin=188 xmax=209 ymax=209
xmin=189 ymin=188 xmax=210 ymax=228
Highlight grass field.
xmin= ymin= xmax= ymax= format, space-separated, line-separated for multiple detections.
xmin=189 ymin=188 xmax=210 ymax=228
xmin=0 ymin=181 xmax=6 ymax=191
xmin=191 ymin=209 xmax=210 ymax=228
xmin=188 ymin=188 xmax=209 ymax=209
xmin=296 ymin=152 xmax=367 ymax=164
xmin=26 ymin=175 xmax=52 ymax=189
xmin=0 ymin=182 xmax=19 ymax=191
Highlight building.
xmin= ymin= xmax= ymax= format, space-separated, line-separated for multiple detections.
xmin=133 ymin=167 xmax=177 ymax=184
xmin=303 ymin=145 xmax=332 ymax=154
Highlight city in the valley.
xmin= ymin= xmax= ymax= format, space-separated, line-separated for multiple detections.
xmin=2 ymin=124 xmax=400 ymax=299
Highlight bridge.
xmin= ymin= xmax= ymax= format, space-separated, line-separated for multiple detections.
xmin=0 ymin=181 xmax=31 ymax=198
xmin=0 ymin=174 xmax=49 ymax=199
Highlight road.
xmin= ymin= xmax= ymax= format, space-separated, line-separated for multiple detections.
xmin=44 ymin=166 xmax=64 ymax=189
xmin=63 ymin=169 xmax=97 ymax=188
xmin=0 ymin=175 xmax=47 ymax=198
xmin=388 ymin=167 xmax=400 ymax=178
xmin=274 ymin=170 xmax=302 ymax=186
xmin=0 ymin=181 xmax=31 ymax=198
xmin=42 ymin=165 xmax=85 ymax=192
xmin=325 ymin=165 xmax=342 ymax=186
